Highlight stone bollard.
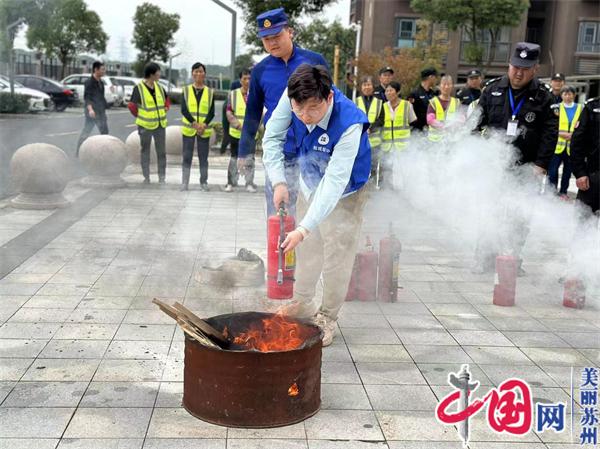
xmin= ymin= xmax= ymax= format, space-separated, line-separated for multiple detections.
xmin=79 ymin=135 xmax=128 ymax=187
xmin=166 ymin=125 xmax=183 ymax=157
xmin=10 ymin=143 xmax=71 ymax=209
xmin=125 ymin=130 xmax=156 ymax=171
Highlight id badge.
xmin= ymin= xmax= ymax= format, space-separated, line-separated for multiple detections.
xmin=506 ymin=120 xmax=519 ymax=136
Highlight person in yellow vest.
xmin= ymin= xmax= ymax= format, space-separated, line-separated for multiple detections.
xmin=355 ymin=76 xmax=384 ymax=184
xmin=225 ymin=68 xmax=254 ymax=192
xmin=426 ymin=75 xmax=464 ymax=143
xmin=127 ymin=62 xmax=170 ymax=184
xmin=181 ymin=62 xmax=215 ymax=191
xmin=372 ymin=81 xmax=417 ymax=188
xmin=548 ymin=85 xmax=582 ymax=199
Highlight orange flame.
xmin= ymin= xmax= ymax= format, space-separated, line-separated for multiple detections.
xmin=288 ymin=382 xmax=299 ymax=396
xmin=232 ymin=314 xmax=310 ymax=352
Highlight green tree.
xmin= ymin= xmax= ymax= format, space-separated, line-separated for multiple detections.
xmin=234 ymin=53 xmax=255 ymax=77
xmin=131 ymin=2 xmax=180 ymax=77
xmin=233 ymin=0 xmax=336 ymax=51
xmin=295 ymin=19 xmax=355 ymax=85
xmin=410 ymin=0 xmax=529 ymax=70
xmin=26 ymin=0 xmax=108 ymax=79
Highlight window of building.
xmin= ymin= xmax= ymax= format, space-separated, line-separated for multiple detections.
xmin=460 ymin=27 xmax=511 ymax=63
xmin=578 ymin=21 xmax=600 ymax=53
xmin=395 ymin=18 xmax=416 ymax=48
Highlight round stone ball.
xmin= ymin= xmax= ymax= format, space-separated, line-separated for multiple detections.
xmin=125 ymin=130 xmax=156 ymax=165
xmin=79 ymin=135 xmax=127 ymax=179
xmin=165 ymin=125 xmax=183 ymax=155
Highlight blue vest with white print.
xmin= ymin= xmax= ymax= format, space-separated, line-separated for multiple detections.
xmin=291 ymin=87 xmax=371 ymax=195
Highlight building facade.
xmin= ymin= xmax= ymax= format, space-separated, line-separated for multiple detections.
xmin=350 ymin=0 xmax=600 ymax=81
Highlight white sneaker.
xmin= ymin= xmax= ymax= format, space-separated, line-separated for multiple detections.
xmin=277 ymin=299 xmax=318 ymax=319
xmin=224 ymin=184 xmax=233 ymax=192
xmin=312 ymin=312 xmax=337 ymax=347
xmin=246 ymin=184 xmax=257 ymax=193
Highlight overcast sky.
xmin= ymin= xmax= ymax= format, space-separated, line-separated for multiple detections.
xmin=14 ymin=0 xmax=350 ymax=70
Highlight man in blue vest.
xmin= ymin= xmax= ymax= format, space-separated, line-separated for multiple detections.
xmin=237 ymin=7 xmax=328 ymax=212
xmin=263 ymin=64 xmax=371 ymax=346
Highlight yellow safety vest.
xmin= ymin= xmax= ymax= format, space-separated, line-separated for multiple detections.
xmin=181 ymin=85 xmax=213 ymax=138
xmin=381 ymin=100 xmax=411 ymax=152
xmin=555 ymin=103 xmax=583 ymax=156
xmin=356 ymin=96 xmax=383 ymax=148
xmin=135 ymin=82 xmax=167 ymax=130
xmin=228 ymin=88 xmax=247 ymax=139
xmin=427 ymin=96 xmax=459 ymax=142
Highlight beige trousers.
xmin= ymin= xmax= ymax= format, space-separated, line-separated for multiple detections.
xmin=294 ymin=186 xmax=369 ymax=320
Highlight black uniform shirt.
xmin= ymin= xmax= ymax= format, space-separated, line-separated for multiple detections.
xmin=456 ymin=87 xmax=481 ymax=106
xmin=408 ymin=84 xmax=437 ymax=130
xmin=373 ymin=85 xmax=387 ymax=101
xmin=571 ymin=97 xmax=600 ymax=178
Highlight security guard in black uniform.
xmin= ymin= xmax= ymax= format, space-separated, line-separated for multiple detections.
xmin=457 ymin=69 xmax=482 ymax=106
xmin=373 ymin=66 xmax=394 ymax=101
xmin=549 ymin=73 xmax=565 ymax=104
xmin=408 ymin=67 xmax=439 ymax=131
xmin=473 ymin=42 xmax=558 ymax=274
xmin=571 ymin=97 xmax=600 ymax=215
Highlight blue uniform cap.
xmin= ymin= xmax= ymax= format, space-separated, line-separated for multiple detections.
xmin=257 ymin=7 xmax=288 ymax=38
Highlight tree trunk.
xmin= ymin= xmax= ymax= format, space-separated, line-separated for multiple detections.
xmin=485 ymin=28 xmax=500 ymax=75
xmin=59 ymin=52 xmax=69 ymax=80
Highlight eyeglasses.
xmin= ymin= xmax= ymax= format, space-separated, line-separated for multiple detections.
xmin=291 ymin=100 xmax=325 ymax=117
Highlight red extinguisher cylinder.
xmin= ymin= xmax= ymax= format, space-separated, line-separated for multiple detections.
xmin=346 ymin=237 xmax=378 ymax=302
xmin=492 ymin=255 xmax=517 ymax=307
xmin=266 ymin=205 xmax=295 ymax=300
xmin=563 ymin=278 xmax=585 ymax=309
xmin=377 ymin=226 xmax=402 ymax=303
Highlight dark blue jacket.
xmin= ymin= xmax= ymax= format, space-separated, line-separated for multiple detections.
xmin=238 ymin=45 xmax=328 ymax=158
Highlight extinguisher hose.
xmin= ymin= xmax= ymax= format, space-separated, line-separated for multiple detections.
xmin=277 ymin=202 xmax=285 ymax=285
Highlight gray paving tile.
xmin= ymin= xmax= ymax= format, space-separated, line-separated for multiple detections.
xmin=146 ymin=408 xmax=227 ymax=438
xmin=24 ymin=295 xmax=83 ymax=309
xmin=486 ymin=316 xmax=549 ymax=332
xmin=396 ymin=329 xmax=457 ymax=346
xmin=52 ymin=323 xmax=119 ymax=340
xmin=22 ymin=358 xmax=101 ymax=381
xmin=67 ymin=309 xmax=127 ymax=324
xmin=114 ymin=324 xmax=176 ymax=341
xmin=365 ymin=384 xmax=438 ymax=411
xmin=39 ymin=339 xmax=110 ymax=358
xmin=0 ymin=407 xmax=74 ymax=437
xmin=520 ymin=347 xmax=593 ymax=366
xmin=321 ymin=383 xmax=371 ymax=410
xmin=57 ymin=439 xmax=143 ymax=449
xmin=356 ymin=362 xmax=427 ymax=385
xmin=376 ymin=410 xmax=456 ymax=441
xmin=304 ymin=410 xmax=384 ymax=440
xmin=0 ymin=439 xmax=60 ymax=449
xmin=227 ymin=440 xmax=307 ymax=449
xmin=227 ymin=421 xmax=306 ymax=439
xmin=417 ymin=363 xmax=493 ymax=386
xmin=309 ymin=442 xmax=389 ymax=449
xmin=340 ymin=327 xmax=401 ymax=345
xmin=404 ymin=345 xmax=472 ymax=364
xmin=386 ymin=315 xmax=443 ymax=330
xmin=448 ymin=329 xmax=514 ymax=346
xmin=2 ymin=381 xmax=87 ymax=407
xmin=348 ymin=345 xmax=412 ymax=363
xmin=479 ymin=364 xmax=561 ymax=388
xmin=94 ymin=359 xmax=166 ymax=382
xmin=105 ymin=340 xmax=171 ymax=360
xmin=556 ymin=332 xmax=600 ymax=349
xmin=0 ymin=358 xmax=34 ymax=381
xmin=80 ymin=381 xmax=159 ymax=407
xmin=435 ymin=314 xmax=495 ymax=331
xmin=0 ymin=322 xmax=61 ymax=339
xmin=155 ymin=382 xmax=182 ymax=407
xmin=64 ymin=407 xmax=153 ymax=438
xmin=142 ymin=440 xmax=224 ymax=449
xmin=337 ymin=314 xmax=391 ymax=329
xmin=0 ymin=339 xmax=47 ymax=358
xmin=78 ymin=296 xmax=135 ymax=309
xmin=321 ymin=362 xmax=361 ymax=384
xmin=463 ymin=346 xmax=534 ymax=365
xmin=0 ymin=382 xmax=15 ymax=402
xmin=387 ymin=443 xmax=462 ymax=449
xmin=504 ymin=331 xmax=571 ymax=348
xmin=539 ymin=318 xmax=599 ymax=332
xmin=8 ymin=307 xmax=72 ymax=323
xmin=321 ymin=344 xmax=353 ymax=363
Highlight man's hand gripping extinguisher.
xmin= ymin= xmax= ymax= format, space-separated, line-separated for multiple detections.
xmin=267 ymin=202 xmax=295 ymax=299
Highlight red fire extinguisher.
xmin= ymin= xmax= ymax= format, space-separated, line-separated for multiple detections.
xmin=377 ymin=224 xmax=402 ymax=302
xmin=563 ymin=278 xmax=585 ymax=309
xmin=267 ymin=203 xmax=295 ymax=299
xmin=346 ymin=236 xmax=378 ymax=302
xmin=492 ymin=255 xmax=517 ymax=307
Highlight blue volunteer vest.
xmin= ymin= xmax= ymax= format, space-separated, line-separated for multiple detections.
xmin=291 ymin=87 xmax=371 ymax=195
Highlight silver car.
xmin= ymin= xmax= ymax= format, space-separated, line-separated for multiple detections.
xmin=61 ymin=74 xmax=123 ymax=107
xmin=0 ymin=76 xmax=51 ymax=112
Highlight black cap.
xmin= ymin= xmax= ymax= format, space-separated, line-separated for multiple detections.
xmin=551 ymin=72 xmax=565 ymax=81
xmin=379 ymin=66 xmax=394 ymax=75
xmin=509 ymin=42 xmax=540 ymax=68
xmin=420 ymin=67 xmax=438 ymax=79
xmin=467 ymin=69 xmax=482 ymax=78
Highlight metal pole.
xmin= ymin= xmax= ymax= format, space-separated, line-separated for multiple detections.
xmin=5 ymin=18 xmax=25 ymax=97
xmin=209 ymin=0 xmax=236 ymax=86
xmin=352 ymin=21 xmax=361 ymax=102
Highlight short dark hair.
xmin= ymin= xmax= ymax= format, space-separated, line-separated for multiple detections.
xmin=92 ymin=61 xmax=104 ymax=72
xmin=191 ymin=62 xmax=206 ymax=72
xmin=239 ymin=68 xmax=251 ymax=79
xmin=386 ymin=81 xmax=401 ymax=93
xmin=144 ymin=62 xmax=161 ymax=78
xmin=560 ymin=85 xmax=576 ymax=95
xmin=287 ymin=64 xmax=331 ymax=103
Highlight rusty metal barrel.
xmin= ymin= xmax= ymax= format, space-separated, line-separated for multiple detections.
xmin=182 ymin=311 xmax=322 ymax=428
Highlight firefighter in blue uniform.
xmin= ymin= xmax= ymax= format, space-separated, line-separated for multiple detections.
xmin=263 ymin=64 xmax=371 ymax=347
xmin=237 ymin=7 xmax=328 ymax=213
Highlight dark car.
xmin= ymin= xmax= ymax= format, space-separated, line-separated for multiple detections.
xmin=14 ymin=75 xmax=78 ymax=111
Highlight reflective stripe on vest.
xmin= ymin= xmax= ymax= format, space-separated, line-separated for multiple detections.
xmin=356 ymin=96 xmax=383 ymax=147
xmin=555 ymin=103 xmax=582 ymax=156
xmin=228 ymin=88 xmax=246 ymax=139
xmin=427 ymin=96 xmax=459 ymax=142
xmin=381 ymin=100 xmax=410 ymax=152
xmin=135 ymin=82 xmax=167 ymax=130
xmin=181 ymin=85 xmax=213 ymax=137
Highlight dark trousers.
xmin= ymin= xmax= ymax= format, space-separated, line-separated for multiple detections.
xmin=182 ymin=135 xmax=210 ymax=185
xmin=76 ymin=111 xmax=108 ymax=155
xmin=228 ymin=137 xmax=240 ymax=186
xmin=548 ymin=152 xmax=572 ymax=194
xmin=139 ymin=126 xmax=166 ymax=180
xmin=576 ymin=171 xmax=600 ymax=214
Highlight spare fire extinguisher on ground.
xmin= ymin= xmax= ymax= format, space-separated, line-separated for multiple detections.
xmin=346 ymin=236 xmax=378 ymax=301
xmin=377 ymin=224 xmax=402 ymax=302
xmin=267 ymin=203 xmax=295 ymax=299
xmin=563 ymin=277 xmax=585 ymax=309
xmin=492 ymin=255 xmax=517 ymax=306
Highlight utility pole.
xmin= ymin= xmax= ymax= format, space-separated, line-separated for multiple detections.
xmin=209 ymin=0 xmax=236 ymax=86
xmin=168 ymin=51 xmax=182 ymax=93
xmin=351 ymin=21 xmax=361 ymax=102
xmin=5 ymin=18 xmax=26 ymax=97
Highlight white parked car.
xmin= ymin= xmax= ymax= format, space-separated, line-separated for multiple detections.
xmin=110 ymin=76 xmax=141 ymax=103
xmin=61 ymin=74 xmax=122 ymax=107
xmin=0 ymin=76 xmax=51 ymax=112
